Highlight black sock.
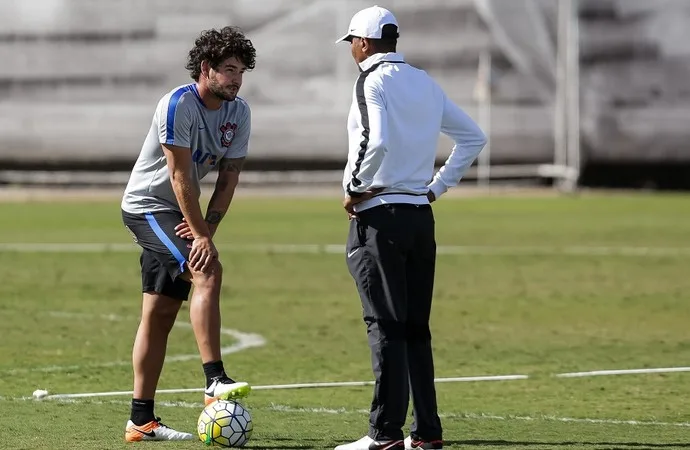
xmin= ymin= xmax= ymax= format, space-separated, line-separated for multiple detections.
xmin=130 ymin=399 xmax=155 ymax=426
xmin=203 ymin=360 xmax=228 ymax=387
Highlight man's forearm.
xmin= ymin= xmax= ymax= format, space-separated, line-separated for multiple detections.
xmin=205 ymin=179 xmax=238 ymax=238
xmin=205 ymin=157 xmax=245 ymax=237
xmin=171 ymin=173 xmax=210 ymax=239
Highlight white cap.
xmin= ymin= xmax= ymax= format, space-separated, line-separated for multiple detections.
xmin=335 ymin=5 xmax=399 ymax=44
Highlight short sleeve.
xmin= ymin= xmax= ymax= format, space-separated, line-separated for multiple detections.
xmin=157 ymin=90 xmax=195 ymax=148
xmin=223 ymin=102 xmax=251 ymax=159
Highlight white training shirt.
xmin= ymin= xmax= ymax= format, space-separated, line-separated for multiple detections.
xmin=121 ymin=83 xmax=251 ymax=214
xmin=342 ymin=52 xmax=487 ymax=212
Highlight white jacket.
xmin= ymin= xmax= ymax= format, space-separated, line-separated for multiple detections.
xmin=343 ymin=52 xmax=487 ymax=212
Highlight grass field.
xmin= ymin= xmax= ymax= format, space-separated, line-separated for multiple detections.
xmin=1 ymin=191 xmax=690 ymax=449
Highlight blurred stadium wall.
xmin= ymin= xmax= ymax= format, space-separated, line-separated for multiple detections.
xmin=0 ymin=0 xmax=689 ymax=189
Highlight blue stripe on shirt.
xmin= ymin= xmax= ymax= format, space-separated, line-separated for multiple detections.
xmin=144 ymin=212 xmax=186 ymax=273
xmin=190 ymin=84 xmax=206 ymax=107
xmin=165 ymin=85 xmax=192 ymax=145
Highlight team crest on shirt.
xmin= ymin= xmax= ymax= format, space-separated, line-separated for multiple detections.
xmin=220 ymin=122 xmax=238 ymax=147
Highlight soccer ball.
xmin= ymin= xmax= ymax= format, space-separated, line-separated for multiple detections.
xmin=197 ymin=399 xmax=253 ymax=447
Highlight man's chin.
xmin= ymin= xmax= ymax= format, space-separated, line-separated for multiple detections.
xmin=211 ymin=89 xmax=237 ymax=102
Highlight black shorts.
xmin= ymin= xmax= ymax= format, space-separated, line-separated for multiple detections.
xmin=122 ymin=209 xmax=192 ymax=301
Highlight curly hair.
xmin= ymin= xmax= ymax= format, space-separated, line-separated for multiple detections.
xmin=186 ymin=26 xmax=256 ymax=81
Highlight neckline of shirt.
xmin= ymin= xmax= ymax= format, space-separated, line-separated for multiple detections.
xmin=358 ymin=52 xmax=406 ymax=72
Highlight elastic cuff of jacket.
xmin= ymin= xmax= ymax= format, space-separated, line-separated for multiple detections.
xmin=347 ymin=190 xmax=365 ymax=198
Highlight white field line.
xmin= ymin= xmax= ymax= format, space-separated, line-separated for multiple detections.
xmin=8 ymin=312 xmax=690 ymax=424
xmin=2 ymin=242 xmax=690 ymax=257
xmin=25 ymin=367 xmax=690 ymax=401
xmin=7 ymin=310 xmax=690 ymax=389
xmin=1 ymin=312 xmax=265 ymax=375
xmin=35 ymin=376 xmax=529 ymax=401
xmin=557 ymin=367 xmax=690 ymax=378
xmin=5 ymin=396 xmax=690 ymax=429
xmin=4 ymin=314 xmax=690 ymax=437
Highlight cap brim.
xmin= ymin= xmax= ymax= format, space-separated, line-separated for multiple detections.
xmin=335 ymin=33 xmax=354 ymax=44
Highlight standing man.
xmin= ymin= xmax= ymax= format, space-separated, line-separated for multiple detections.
xmin=334 ymin=6 xmax=487 ymax=450
xmin=120 ymin=26 xmax=255 ymax=442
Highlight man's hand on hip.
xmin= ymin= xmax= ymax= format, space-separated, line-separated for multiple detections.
xmin=343 ymin=188 xmax=384 ymax=219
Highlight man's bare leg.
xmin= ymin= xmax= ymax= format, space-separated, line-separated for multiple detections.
xmin=184 ymin=261 xmax=223 ymax=363
xmin=132 ymin=292 xmax=182 ymax=400
xmin=126 ymin=292 xmax=192 ymax=442
xmin=181 ymin=260 xmax=251 ymax=403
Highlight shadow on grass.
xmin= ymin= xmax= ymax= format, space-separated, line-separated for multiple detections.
xmin=453 ymin=440 xmax=690 ymax=448
xmin=247 ymin=436 xmax=340 ymax=449
xmin=247 ymin=438 xmax=690 ymax=449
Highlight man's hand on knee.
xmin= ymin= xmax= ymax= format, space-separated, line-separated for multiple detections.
xmin=189 ymin=236 xmax=218 ymax=272
xmin=183 ymin=259 xmax=223 ymax=286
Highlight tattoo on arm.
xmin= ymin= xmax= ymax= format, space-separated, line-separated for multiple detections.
xmin=209 ymin=157 xmax=243 ymax=222
xmin=219 ymin=157 xmax=246 ymax=173
xmin=205 ymin=211 xmax=224 ymax=225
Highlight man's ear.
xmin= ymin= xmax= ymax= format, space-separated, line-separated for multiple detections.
xmin=200 ymin=60 xmax=211 ymax=79
xmin=361 ymin=38 xmax=372 ymax=54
